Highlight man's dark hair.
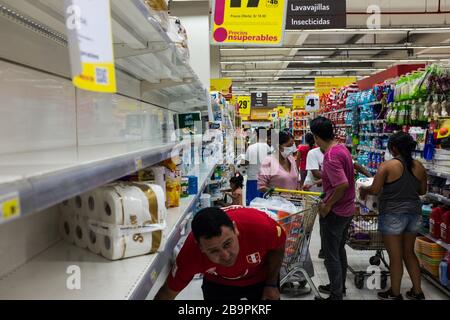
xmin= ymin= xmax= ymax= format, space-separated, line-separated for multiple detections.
xmin=310 ymin=117 xmax=335 ymax=141
xmin=192 ymin=207 xmax=234 ymax=242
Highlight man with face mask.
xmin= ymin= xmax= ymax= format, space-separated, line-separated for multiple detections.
xmin=154 ymin=206 xmax=286 ymax=300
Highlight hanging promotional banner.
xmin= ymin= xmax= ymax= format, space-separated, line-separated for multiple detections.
xmin=251 ymin=92 xmax=268 ymax=108
xmin=64 ymin=0 xmax=116 ymax=93
xmin=210 ymin=78 xmax=233 ymax=100
xmin=237 ymin=96 xmax=251 ymax=115
xmin=305 ymin=93 xmax=320 ymax=112
xmin=286 ymin=0 xmax=347 ymax=30
xmin=292 ymin=94 xmax=305 ymax=109
xmin=315 ymin=77 xmax=357 ymax=95
xmin=211 ymin=0 xmax=287 ymax=46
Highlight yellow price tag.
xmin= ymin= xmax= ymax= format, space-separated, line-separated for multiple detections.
xmin=135 ymin=157 xmax=143 ymax=171
xmin=238 ymin=96 xmax=251 ymax=115
xmin=1 ymin=194 xmax=21 ymax=221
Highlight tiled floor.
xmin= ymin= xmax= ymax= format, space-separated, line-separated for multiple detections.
xmin=176 ymin=220 xmax=450 ymax=300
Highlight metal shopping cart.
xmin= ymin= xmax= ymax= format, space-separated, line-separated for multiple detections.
xmin=262 ymin=188 xmax=324 ymax=299
xmin=346 ymin=211 xmax=390 ymax=289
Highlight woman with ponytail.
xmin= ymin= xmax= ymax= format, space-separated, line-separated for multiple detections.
xmin=360 ymin=132 xmax=428 ymax=301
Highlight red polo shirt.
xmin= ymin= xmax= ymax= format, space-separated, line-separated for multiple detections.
xmin=167 ymin=207 xmax=286 ymax=292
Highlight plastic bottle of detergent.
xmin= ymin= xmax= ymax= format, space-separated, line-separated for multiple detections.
xmin=441 ymin=211 xmax=450 ymax=244
xmin=439 ymin=252 xmax=450 ymax=288
xmin=430 ymin=207 xmax=443 ymax=239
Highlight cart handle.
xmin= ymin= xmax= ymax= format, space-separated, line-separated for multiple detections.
xmin=270 ymin=188 xmax=325 ymax=199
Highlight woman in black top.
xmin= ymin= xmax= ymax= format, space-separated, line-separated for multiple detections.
xmin=360 ymin=132 xmax=427 ymax=300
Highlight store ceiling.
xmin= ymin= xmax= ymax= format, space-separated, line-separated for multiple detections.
xmin=218 ymin=0 xmax=450 ymax=107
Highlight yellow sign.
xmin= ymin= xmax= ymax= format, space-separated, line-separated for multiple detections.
xmin=211 ymin=78 xmax=233 ymax=100
xmin=211 ymin=0 xmax=286 ymax=46
xmin=1 ymin=194 xmax=21 ymax=221
xmin=315 ymin=77 xmax=357 ymax=95
xmin=65 ymin=0 xmax=117 ymax=93
xmin=276 ymin=106 xmax=289 ymax=119
xmin=251 ymin=108 xmax=271 ymax=120
xmin=237 ymin=96 xmax=251 ymax=115
xmin=293 ymin=94 xmax=305 ymax=109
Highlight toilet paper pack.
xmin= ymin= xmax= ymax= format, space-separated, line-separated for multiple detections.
xmin=356 ymin=178 xmax=379 ymax=212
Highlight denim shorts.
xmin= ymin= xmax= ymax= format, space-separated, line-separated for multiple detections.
xmin=378 ymin=213 xmax=422 ymax=235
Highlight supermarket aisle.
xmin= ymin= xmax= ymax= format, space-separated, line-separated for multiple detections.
xmin=176 ymin=219 xmax=449 ymax=300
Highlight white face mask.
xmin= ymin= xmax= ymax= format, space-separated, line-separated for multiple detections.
xmin=281 ymin=145 xmax=296 ymax=158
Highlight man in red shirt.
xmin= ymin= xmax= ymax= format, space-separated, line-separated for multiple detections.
xmin=154 ymin=206 xmax=286 ymax=300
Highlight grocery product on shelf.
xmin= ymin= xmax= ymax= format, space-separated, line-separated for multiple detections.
xmin=166 ymin=16 xmax=190 ymax=62
xmin=439 ymin=252 xmax=450 ymax=288
xmin=441 ymin=210 xmax=450 ymax=244
xmin=430 ymin=207 xmax=444 ymax=239
xmin=144 ymin=0 xmax=169 ymax=31
xmin=59 ymin=183 xmax=167 ymax=261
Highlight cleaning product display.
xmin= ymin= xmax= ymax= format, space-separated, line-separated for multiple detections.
xmin=59 ymin=183 xmax=167 ymax=261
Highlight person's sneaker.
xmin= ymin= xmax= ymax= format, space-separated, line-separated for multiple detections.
xmin=377 ymin=289 xmax=403 ymax=300
xmin=318 ymin=250 xmax=325 ymax=259
xmin=318 ymin=284 xmax=346 ymax=296
xmin=406 ymin=289 xmax=425 ymax=300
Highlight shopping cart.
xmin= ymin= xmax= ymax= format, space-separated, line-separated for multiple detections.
xmin=346 ymin=211 xmax=390 ymax=289
xmin=262 ymin=188 xmax=324 ymax=299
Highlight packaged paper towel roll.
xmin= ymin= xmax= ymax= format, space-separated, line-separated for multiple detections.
xmin=100 ymin=233 xmax=159 ymax=260
xmin=149 ymin=166 xmax=166 ymax=199
xmin=356 ymin=178 xmax=378 ymax=212
xmin=98 ymin=185 xmax=146 ymax=225
xmin=126 ymin=182 xmax=167 ymax=252
xmin=59 ymin=211 xmax=75 ymax=244
xmin=87 ymin=225 xmax=102 ymax=254
xmin=58 ymin=199 xmax=74 ymax=216
xmin=73 ymin=217 xmax=89 ymax=249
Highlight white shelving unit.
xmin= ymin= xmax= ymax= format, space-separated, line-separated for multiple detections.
xmin=356 ymin=146 xmax=386 ymax=154
xmin=0 ymin=0 xmax=209 ymax=111
xmin=426 ymin=193 xmax=450 ymax=206
xmin=0 ymin=160 xmax=218 ymax=300
xmin=0 ymin=0 xmax=214 ymax=300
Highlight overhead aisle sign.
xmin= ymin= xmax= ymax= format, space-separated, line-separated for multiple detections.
xmin=64 ymin=0 xmax=117 ymax=93
xmin=292 ymin=94 xmax=305 ymax=109
xmin=286 ymin=0 xmax=347 ymax=30
xmin=315 ymin=77 xmax=357 ymax=94
xmin=211 ymin=78 xmax=233 ymax=100
xmin=251 ymin=92 xmax=268 ymax=108
xmin=211 ymin=0 xmax=287 ymax=46
xmin=305 ymin=93 xmax=320 ymax=112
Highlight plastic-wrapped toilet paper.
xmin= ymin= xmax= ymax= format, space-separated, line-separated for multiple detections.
xmin=87 ymin=226 xmax=102 ymax=254
xmin=100 ymin=233 xmax=157 ymax=260
xmin=149 ymin=166 xmax=166 ymax=200
xmin=73 ymin=217 xmax=89 ymax=249
xmin=91 ymin=182 xmax=167 ymax=260
xmin=356 ymin=178 xmax=379 ymax=212
xmin=98 ymin=185 xmax=147 ymax=225
xmin=59 ymin=211 xmax=75 ymax=244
